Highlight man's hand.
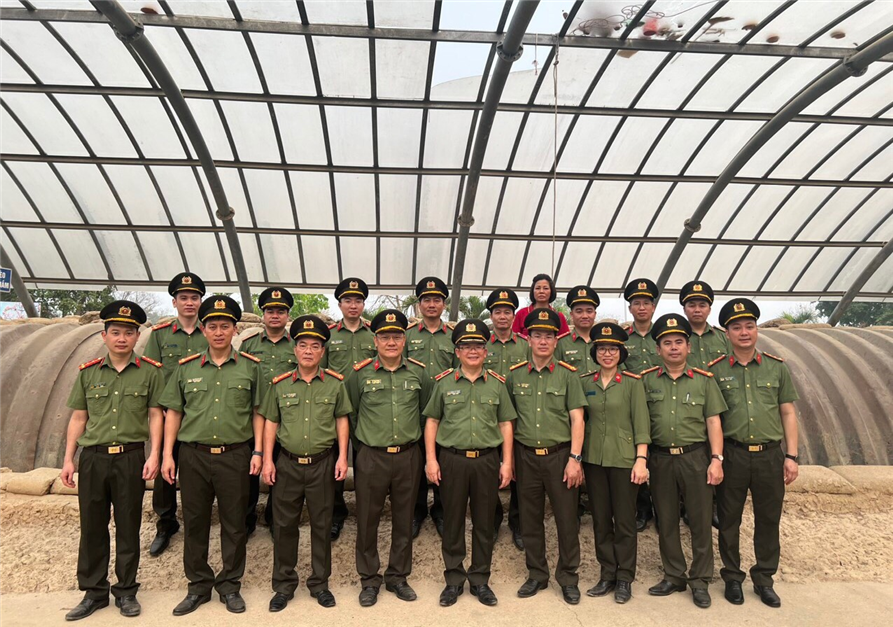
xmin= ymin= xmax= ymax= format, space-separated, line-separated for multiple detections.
xmin=784 ymin=458 xmax=799 ymax=485
xmin=563 ymin=459 xmax=583 ymax=489
xmin=249 ymin=455 xmax=262 ymax=476
xmin=263 ymin=460 xmax=276 ymax=486
xmin=499 ymin=462 xmax=513 ymax=489
xmin=707 ymin=459 xmax=724 ymax=485
xmin=631 ymin=459 xmax=648 ymax=485
xmin=334 ymin=455 xmax=348 ymax=482
xmin=142 ymin=454 xmax=160 ymax=481
xmin=60 ymin=461 xmax=76 ymax=489
xmin=162 ymin=455 xmax=177 ymax=485
xmin=426 ymin=460 xmax=441 ymax=486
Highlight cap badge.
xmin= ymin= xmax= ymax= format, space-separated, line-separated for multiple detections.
xmin=693 ymin=284 xmax=703 ymax=292
xmin=386 ymin=313 xmax=397 ymax=323
xmin=182 ymin=276 xmax=193 ymax=285
xmin=578 ymin=288 xmax=587 ymax=296
xmin=272 ymin=290 xmax=281 ymax=299
xmin=427 ymin=280 xmax=436 ymax=289
xmin=538 ymin=311 xmax=549 ymax=320
xmin=466 ymin=323 xmax=476 ymax=332
xmin=667 ymin=318 xmax=678 ymax=327
xmin=499 ymin=291 xmax=508 ymax=299
xmin=349 ymin=280 xmax=358 ymax=289
xmin=638 ymin=281 xmax=647 ymax=290
xmin=734 ymin=303 xmax=745 ymax=313
xmin=303 ymin=319 xmax=314 ymax=329
xmin=601 ymin=326 xmax=612 ymax=336
xmin=214 ymin=300 xmax=226 ymax=310
xmin=118 ymin=306 xmax=131 ymax=317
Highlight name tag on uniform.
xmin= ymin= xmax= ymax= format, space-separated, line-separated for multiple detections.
xmin=283 ymin=393 xmax=296 ymax=398
xmin=719 ymin=376 xmax=735 ymax=383
xmin=446 ymin=390 xmax=462 ymax=397
xmin=187 ymin=377 xmax=203 ymax=384
xmin=585 ymin=390 xmax=597 ymax=396
xmin=517 ymin=383 xmax=530 ymax=389
xmin=366 ymin=379 xmax=381 ymax=385
xmin=330 ymin=340 xmax=344 ymax=345
xmin=410 ymin=339 xmax=423 ymax=344
xmin=89 ymin=383 xmax=107 ymax=390
xmin=565 ymin=350 xmax=578 ymax=356
xmin=163 ymin=343 xmax=179 ymax=349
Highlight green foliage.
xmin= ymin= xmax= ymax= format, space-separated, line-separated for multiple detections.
xmin=250 ymin=292 xmax=329 ymax=318
xmin=458 ymin=296 xmax=490 ymax=320
xmin=780 ymin=304 xmax=819 ymax=324
xmin=814 ymin=301 xmax=893 ymax=327
xmin=551 ymin=297 xmax=570 ymax=317
xmin=2 ymin=287 xmax=116 ymax=317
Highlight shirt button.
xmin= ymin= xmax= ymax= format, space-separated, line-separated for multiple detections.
xmin=214 ymin=417 xmax=217 ymax=420
xmin=215 ymin=399 xmax=219 ymax=402
xmin=213 ymin=435 xmax=217 ymax=439
xmin=746 ymin=384 xmax=750 ymax=388
xmin=306 ymin=418 xmax=309 ymax=421
xmin=671 ymin=411 xmax=675 ymax=414
xmin=112 ymin=409 xmax=117 ymax=413
xmin=112 ymin=426 xmax=116 ymax=429
xmin=537 ymin=408 xmax=541 ymax=411
xmin=672 ymin=396 xmax=676 ymax=400
xmin=537 ymin=392 xmax=541 ymax=395
xmin=193 ymin=388 xmax=197 ymax=392
xmin=217 ymin=382 xmax=221 ymax=385
xmin=114 ymin=391 xmax=118 ymax=395
xmin=670 ymin=427 xmax=674 ymax=431
xmin=536 ymin=424 xmax=539 ymax=427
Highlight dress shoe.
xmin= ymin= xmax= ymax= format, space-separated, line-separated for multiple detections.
xmin=648 ymin=580 xmax=687 ymax=596
xmin=512 ymin=528 xmax=524 ymax=551
xmin=434 ymin=518 xmax=445 ymax=538
xmin=219 ymin=592 xmax=246 ymax=613
xmin=385 ymin=581 xmax=417 ymax=602
xmin=149 ymin=527 xmax=178 ymax=557
xmin=439 ymin=585 xmax=463 ymax=607
xmin=561 ymin=585 xmax=581 ymax=605
xmin=311 ymin=589 xmax=336 ymax=608
xmin=635 ymin=515 xmax=648 ymax=532
xmin=246 ymin=523 xmax=256 ymax=537
xmin=471 ymin=584 xmax=498 ymax=606
xmin=358 ymin=586 xmax=379 ymax=607
xmin=172 ymin=593 xmax=210 ymax=616
xmin=330 ymin=520 xmax=344 ymax=541
xmin=411 ymin=518 xmax=423 ymax=539
xmin=268 ymin=592 xmax=293 ymax=612
xmin=754 ymin=585 xmax=781 ymax=608
xmin=692 ymin=588 xmax=711 ymax=608
xmin=724 ymin=580 xmax=744 ymax=605
xmin=586 ymin=579 xmax=616 ymax=597
xmin=65 ymin=597 xmax=109 ymax=621
xmin=115 ymin=595 xmax=140 ymax=617
xmin=614 ymin=581 xmax=632 ymax=604
xmin=712 ymin=509 xmax=720 ymax=530
xmin=517 ymin=578 xmax=548 ymax=598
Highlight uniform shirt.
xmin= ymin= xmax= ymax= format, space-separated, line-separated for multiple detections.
xmin=321 ymin=320 xmax=376 ymax=376
xmin=709 ymin=352 xmax=799 ymax=444
xmin=143 ymin=319 xmax=208 ymax=384
xmin=621 ymin=323 xmax=659 ymax=375
xmin=67 ymin=353 xmax=165 ymax=447
xmin=259 ymin=368 xmax=352 ymax=456
xmin=580 ymin=369 xmax=651 ymax=468
xmin=642 ymin=366 xmax=727 ymax=448
xmin=159 ymin=350 xmax=262 ymax=446
xmin=345 ymin=358 xmax=432 ymax=447
xmin=511 ymin=305 xmax=570 ymax=338
xmin=239 ymin=329 xmax=295 ymax=388
xmin=506 ymin=359 xmax=586 ymax=448
xmin=404 ymin=321 xmax=457 ymax=375
xmin=423 ymin=367 xmax=517 ymax=450
xmin=557 ymin=331 xmax=596 ymax=374
xmin=483 ymin=332 xmax=529 ymax=376
xmin=687 ymin=324 xmax=732 ymax=369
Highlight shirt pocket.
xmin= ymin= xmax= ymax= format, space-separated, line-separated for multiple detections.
xmin=86 ymin=386 xmax=110 ymax=412
xmin=718 ymin=378 xmax=740 ymax=407
xmin=683 ymin=392 xmax=706 ymax=418
xmin=756 ymin=376 xmax=781 ymax=408
xmin=443 ymin=393 xmax=469 ymax=419
xmin=277 ymin=395 xmax=300 ymax=422
xmin=227 ymin=379 xmax=252 ymax=409
xmin=544 ymin=386 xmax=567 ymax=411
xmin=362 ymin=382 xmax=388 ymax=406
xmin=123 ymin=383 xmax=149 ymax=412
xmin=562 ymin=349 xmax=583 ymax=366
xmin=162 ymin=345 xmax=183 ymax=360
xmin=646 ymin=389 xmax=664 ymax=419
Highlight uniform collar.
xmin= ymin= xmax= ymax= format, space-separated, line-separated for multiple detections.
xmin=593 ymin=368 xmax=622 ymax=384
xmin=628 ymin=322 xmax=652 ymax=338
xmin=528 ymin=359 xmax=555 ymax=373
xmin=657 ymin=366 xmax=694 ymax=378
xmin=373 ymin=357 xmax=407 ymax=371
xmin=99 ymin=352 xmax=140 ymax=369
xmin=172 ymin=319 xmax=202 ymax=334
xmin=261 ymin=328 xmax=291 ymax=344
xmin=455 ymin=366 xmax=487 ymax=382
xmin=293 ymin=367 xmax=325 ymax=382
xmin=418 ymin=321 xmax=448 ymax=334
xmin=729 ymin=351 xmax=762 ymax=367
xmin=336 ymin=319 xmax=369 ymax=333
xmin=571 ymin=331 xmax=592 ymax=343
xmin=490 ymin=332 xmax=518 ymax=344
xmin=200 ymin=349 xmax=238 ymax=367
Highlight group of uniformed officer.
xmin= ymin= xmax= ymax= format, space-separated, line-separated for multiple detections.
xmin=61 ymin=271 xmax=800 ymax=620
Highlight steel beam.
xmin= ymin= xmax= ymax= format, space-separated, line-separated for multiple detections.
xmin=0 ymin=243 xmax=38 ymax=317
xmin=827 ymin=239 xmax=893 ymax=325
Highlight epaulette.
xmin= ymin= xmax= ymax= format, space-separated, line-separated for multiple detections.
xmin=328 ymin=322 xmax=338 ymax=329
xmin=179 ymin=353 xmax=201 ymax=365
xmin=152 ymin=320 xmax=172 ymax=331
xmin=623 ymin=371 xmax=642 ymax=379
xmin=272 ymin=371 xmax=292 ymax=384
xmin=707 ymin=355 xmax=726 ymax=368
xmin=353 ymin=358 xmax=374 ymax=371
xmin=510 ymin=361 xmax=528 ymax=371
xmin=407 ymin=357 xmax=426 ymax=368
xmin=621 ymin=324 xmax=632 ymax=331
xmin=434 ymin=368 xmax=454 ymax=382
xmin=79 ymin=357 xmax=103 ymax=370
xmin=141 ymin=356 xmax=163 ymax=368
xmin=487 ymin=369 xmax=506 ymax=383
xmin=764 ymin=352 xmax=785 ymax=362
xmin=640 ymin=366 xmax=660 ymax=376
xmin=580 ymin=370 xmax=597 ymax=379
xmin=325 ymin=368 xmax=344 ymax=381
xmin=240 ymin=351 xmax=261 ymax=363
xmin=557 ymin=331 xmax=571 ymax=340
xmin=692 ymin=367 xmax=714 ymax=378
xmin=558 ymin=360 xmax=577 ymax=372
xmin=363 ymin=319 xmax=371 ymax=327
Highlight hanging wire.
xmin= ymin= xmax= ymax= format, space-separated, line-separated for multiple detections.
xmin=551 ymin=42 xmax=560 ymax=275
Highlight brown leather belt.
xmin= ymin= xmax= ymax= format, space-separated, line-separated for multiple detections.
xmin=365 ymin=441 xmax=418 ymax=454
xmin=725 ymin=438 xmax=782 ymax=453
xmin=440 ymin=446 xmax=498 ymax=459
xmin=518 ymin=441 xmax=571 ymax=456
xmin=650 ymin=442 xmax=706 ymax=456
xmin=84 ymin=442 xmax=144 ymax=455
xmin=183 ymin=441 xmax=249 ymax=455
xmin=281 ymin=446 xmax=335 ymax=465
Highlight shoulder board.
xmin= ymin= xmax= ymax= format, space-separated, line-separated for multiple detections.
xmin=434 ymin=368 xmax=454 ymax=382
xmin=707 ymin=355 xmax=726 ymax=368
xmin=324 ymin=368 xmax=344 ymax=381
xmin=510 ymin=361 xmax=528 ymax=371
xmin=558 ymin=360 xmax=577 ymax=372
xmin=692 ymin=367 xmax=714 ymax=378
xmin=622 ymin=371 xmax=642 ymax=379
xmin=179 ymin=353 xmax=201 ymax=365
xmin=621 ymin=324 xmax=632 ymax=331
xmin=79 ymin=357 xmax=103 ymax=370
xmin=152 ymin=321 xmax=172 ymax=331
xmin=272 ymin=371 xmax=293 ymax=384
xmin=487 ymin=369 xmax=506 ymax=384
xmin=557 ymin=331 xmax=571 ymax=340
xmin=240 ymin=351 xmax=261 ymax=363
xmin=141 ymin=356 xmax=163 ymax=368
xmin=363 ymin=319 xmax=371 ymax=327
xmin=353 ymin=358 xmax=374 ymax=371
xmin=640 ymin=366 xmax=660 ymax=376
xmin=580 ymin=370 xmax=597 ymax=379
xmin=407 ymin=357 xmax=427 ymax=368
xmin=763 ymin=352 xmax=785 ymax=362
xmin=328 ymin=322 xmax=338 ymax=329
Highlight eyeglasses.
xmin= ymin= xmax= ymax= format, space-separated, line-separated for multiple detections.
xmin=596 ymin=346 xmax=620 ymax=354
xmin=457 ymin=344 xmax=486 ymax=352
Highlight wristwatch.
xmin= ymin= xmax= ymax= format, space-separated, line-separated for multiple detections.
xmin=569 ymin=453 xmax=583 ymax=463
xmin=252 ymin=450 xmax=263 ymax=457
xmin=711 ymin=454 xmax=724 ymax=462
xmin=785 ymin=453 xmax=799 ymax=463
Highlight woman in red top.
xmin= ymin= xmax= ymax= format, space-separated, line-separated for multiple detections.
xmin=512 ymin=273 xmax=570 ymax=338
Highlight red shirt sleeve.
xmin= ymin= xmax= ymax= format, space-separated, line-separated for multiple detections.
xmin=512 ymin=305 xmax=531 ymax=337
xmin=557 ymin=311 xmax=570 ymax=336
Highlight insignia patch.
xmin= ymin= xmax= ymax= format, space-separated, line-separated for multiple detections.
xmin=386 ymin=313 xmax=397 ymax=323
xmin=517 ymin=383 xmax=530 ymax=388
xmin=182 ymin=276 xmax=192 ymax=284
xmin=283 ymin=393 xmax=297 ymax=399
xmin=329 ymin=339 xmax=344 ymax=345
xmin=118 ymin=306 xmax=131 ymax=316
xmin=427 ymin=280 xmax=435 ymax=289
xmin=538 ymin=310 xmax=549 ymax=320
xmin=601 ymin=326 xmax=612 ymax=336
xmin=446 ymin=390 xmax=462 ymax=397
xmin=499 ymin=291 xmax=508 ymax=299
xmin=466 ymin=323 xmax=476 ymax=332
xmin=214 ymin=299 xmax=226 ymax=310
xmin=187 ymin=378 xmax=202 ymax=384
xmin=366 ymin=379 xmax=382 ymax=385
xmin=693 ymin=284 xmax=703 ymax=292
xmin=349 ymin=280 xmax=358 ymax=289
xmin=410 ymin=339 xmax=423 ymax=344
xmin=303 ymin=319 xmax=314 ymax=329
xmin=719 ymin=376 xmax=735 ymax=382
xmin=578 ymin=288 xmax=586 ymax=296
xmin=272 ymin=290 xmax=281 ymax=298
xmin=734 ymin=303 xmax=745 ymax=312
xmin=667 ymin=318 xmax=678 ymax=327
xmin=638 ymin=281 xmax=647 ymax=290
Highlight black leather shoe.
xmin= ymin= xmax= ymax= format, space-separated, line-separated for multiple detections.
xmin=385 ymin=581 xmax=417 ymax=602
xmin=754 ymin=585 xmax=781 ymax=608
xmin=561 ymin=585 xmax=581 ymax=605
xmin=725 ymin=581 xmax=744 ymax=605
xmin=246 ymin=524 xmax=256 ymax=538
xmin=268 ymin=592 xmax=293 ymax=612
xmin=517 ymin=579 xmax=548 ymax=598
xmin=115 ymin=596 xmax=140 ymax=617
xmin=411 ymin=518 xmax=423 ymax=539
xmin=149 ymin=527 xmax=178 ymax=557
xmin=311 ymin=589 xmax=336 ymax=608
xmin=219 ymin=592 xmax=246 ymax=614
xmin=586 ymin=579 xmax=616 ymax=597
xmin=512 ymin=528 xmax=524 ymax=551
xmin=358 ymin=587 xmax=379 ymax=607
xmin=65 ymin=597 xmax=109 ymax=621
xmin=172 ymin=594 xmax=210 ymax=616
xmin=692 ymin=588 xmax=711 ymax=608
xmin=614 ymin=581 xmax=632 ymax=604
xmin=712 ymin=510 xmax=720 ymax=530
xmin=471 ymin=584 xmax=497 ymax=606
xmin=330 ymin=520 xmax=344 ymax=541
xmin=439 ymin=585 xmax=463 ymax=607
xmin=434 ymin=518 xmax=445 ymax=538
xmin=648 ymin=580 xmax=687 ymax=596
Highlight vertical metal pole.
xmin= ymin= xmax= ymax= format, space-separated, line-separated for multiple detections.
xmin=827 ymin=239 xmax=893 ymax=326
xmin=0 ymin=244 xmax=38 ymax=317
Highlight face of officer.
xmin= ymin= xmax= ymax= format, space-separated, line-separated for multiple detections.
xmin=294 ymin=338 xmax=324 ymax=370
xmin=203 ymin=318 xmax=236 ymax=351
xmin=419 ymin=295 xmax=445 ymax=321
xmin=629 ymin=297 xmax=655 ymax=324
xmin=339 ymin=295 xmax=365 ymax=322
xmin=173 ymin=291 xmax=201 ymax=319
xmin=570 ymin=304 xmax=596 ymax=332
xmin=490 ymin=305 xmax=514 ymax=332
xmin=726 ymin=318 xmax=758 ymax=351
xmin=456 ymin=341 xmax=486 ymax=370
xmin=263 ymin=306 xmax=289 ymax=333
xmin=374 ymin=331 xmax=405 ymax=360
xmin=657 ymin=335 xmax=690 ymax=368
xmin=102 ymin=323 xmax=139 ymax=357
xmin=595 ymin=344 xmax=621 ymax=370
xmin=683 ymin=299 xmax=710 ymax=325
xmin=532 ymin=280 xmax=551 ymax=305
xmin=528 ymin=329 xmax=558 ymax=360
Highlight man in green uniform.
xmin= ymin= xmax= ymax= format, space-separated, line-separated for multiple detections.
xmin=405 ymin=276 xmax=455 ymax=538
xmin=642 ymin=314 xmax=727 ymax=609
xmin=508 ymin=309 xmax=586 ymax=605
xmin=240 ymin=286 xmax=295 ymax=536
xmin=61 ymin=301 xmax=164 ymax=621
xmin=424 ymin=319 xmax=517 ymax=608
xmin=346 ymin=309 xmax=432 ymax=608
xmin=680 ymin=281 xmax=731 ymax=369
xmin=710 ymin=299 xmax=800 ymax=608
xmin=325 ymin=277 xmax=376 ymax=540
xmin=143 ymin=272 xmax=208 ymax=557
xmin=159 ymin=296 xmax=264 ymax=616
xmin=557 ymin=286 xmax=600 ymax=374
xmin=259 ymin=315 xmax=351 ymax=612
xmin=484 ymin=288 xmax=528 ymax=550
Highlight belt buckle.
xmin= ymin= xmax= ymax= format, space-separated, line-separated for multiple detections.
xmin=107 ymin=445 xmax=124 ymax=454
xmin=298 ymin=457 xmax=311 ymax=465
xmin=535 ymin=448 xmax=548 ymax=456
xmin=465 ymin=450 xmax=479 ymax=459
xmin=387 ymin=446 xmax=400 ymax=454
xmin=669 ymin=447 xmax=683 ymax=455
xmin=748 ymin=445 xmax=762 ymax=452
xmin=210 ymin=446 xmax=223 ymax=454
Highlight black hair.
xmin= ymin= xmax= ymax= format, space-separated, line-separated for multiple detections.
xmin=529 ymin=273 xmax=557 ymax=303
xmin=103 ymin=321 xmax=137 ymax=333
